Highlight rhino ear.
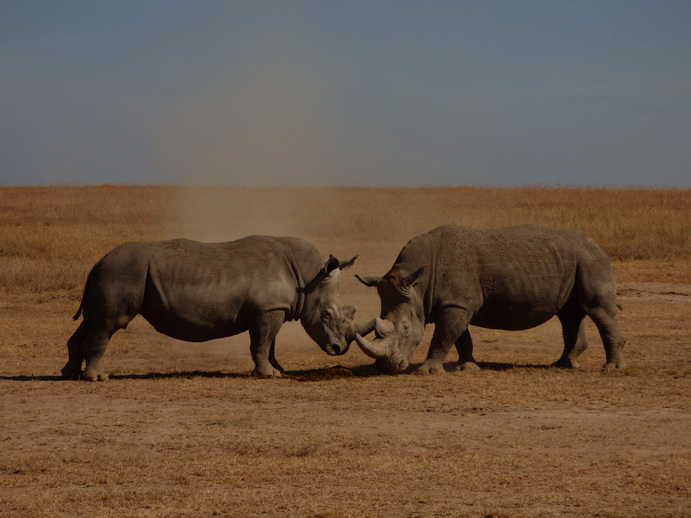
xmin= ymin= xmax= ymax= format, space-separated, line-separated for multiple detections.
xmin=401 ymin=265 xmax=426 ymax=289
xmin=323 ymin=255 xmax=341 ymax=275
xmin=342 ymin=304 xmax=357 ymax=320
xmin=355 ymin=274 xmax=382 ymax=288
xmin=339 ymin=255 xmax=357 ymax=270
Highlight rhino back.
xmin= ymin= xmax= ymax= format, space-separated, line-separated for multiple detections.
xmin=426 ymin=225 xmax=604 ymax=330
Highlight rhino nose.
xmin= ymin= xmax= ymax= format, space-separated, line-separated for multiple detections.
xmin=326 ymin=343 xmax=349 ymax=356
xmin=375 ymin=357 xmax=408 ymax=373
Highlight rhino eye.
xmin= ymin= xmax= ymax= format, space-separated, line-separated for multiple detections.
xmin=322 ymin=308 xmax=335 ymax=321
xmin=401 ymin=322 xmax=410 ymax=336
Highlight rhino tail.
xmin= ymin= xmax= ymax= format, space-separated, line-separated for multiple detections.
xmin=73 ymin=304 xmax=84 ymax=321
xmin=73 ymin=261 xmax=99 ymax=321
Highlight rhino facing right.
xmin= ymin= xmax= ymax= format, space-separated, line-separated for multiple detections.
xmin=63 ymin=235 xmax=364 ymax=381
xmin=355 ymin=224 xmax=626 ymax=374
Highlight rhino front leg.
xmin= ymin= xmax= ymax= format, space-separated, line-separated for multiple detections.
xmin=249 ymin=311 xmax=285 ymax=377
xmin=417 ymin=308 xmax=470 ymax=375
xmin=455 ymin=330 xmax=480 ymax=372
xmin=268 ymin=339 xmax=285 ymax=375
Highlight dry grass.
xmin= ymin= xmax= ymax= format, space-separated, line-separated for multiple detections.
xmin=0 ymin=186 xmax=689 ymax=298
xmin=0 ymin=185 xmax=689 ymax=517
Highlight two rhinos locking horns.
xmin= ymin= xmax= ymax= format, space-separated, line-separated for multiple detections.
xmin=62 ymin=224 xmax=627 ymax=381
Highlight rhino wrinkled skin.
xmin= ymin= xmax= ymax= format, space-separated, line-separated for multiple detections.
xmin=355 ymin=224 xmax=626 ymax=374
xmin=62 ymin=236 xmax=360 ymax=380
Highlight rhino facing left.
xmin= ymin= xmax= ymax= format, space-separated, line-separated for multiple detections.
xmin=62 ymin=236 xmax=364 ymax=381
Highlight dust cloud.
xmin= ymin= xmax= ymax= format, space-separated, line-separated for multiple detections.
xmin=163 ymin=186 xmax=333 ymax=243
xmin=156 ymin=41 xmax=349 ymax=243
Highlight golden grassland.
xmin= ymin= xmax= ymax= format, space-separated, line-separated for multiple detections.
xmin=0 ymin=185 xmax=689 ymax=517
xmin=0 ymin=185 xmax=688 ymax=299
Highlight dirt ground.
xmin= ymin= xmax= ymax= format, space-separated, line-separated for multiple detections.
xmin=1 ymin=185 xmax=689 ymax=517
xmin=1 ymin=280 xmax=689 ymax=517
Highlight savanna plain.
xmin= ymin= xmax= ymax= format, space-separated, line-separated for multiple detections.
xmin=1 ymin=185 xmax=689 ymax=517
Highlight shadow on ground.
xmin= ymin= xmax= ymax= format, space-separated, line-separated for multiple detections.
xmin=0 ymin=362 xmax=558 ymax=382
xmin=0 ymin=371 xmax=250 ymax=382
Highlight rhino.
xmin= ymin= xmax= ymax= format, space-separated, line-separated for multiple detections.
xmin=355 ymin=224 xmax=626 ymax=374
xmin=62 ymin=236 xmax=363 ymax=381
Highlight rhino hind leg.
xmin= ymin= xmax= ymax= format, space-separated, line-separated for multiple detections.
xmin=78 ymin=313 xmax=136 ymax=381
xmin=80 ymin=324 xmax=121 ymax=381
xmin=454 ymin=330 xmax=480 ymax=372
xmin=588 ymin=306 xmax=627 ymax=371
xmin=62 ymin=320 xmax=90 ymax=379
xmin=574 ymin=262 xmax=626 ymax=370
xmin=553 ymin=308 xmax=589 ymax=369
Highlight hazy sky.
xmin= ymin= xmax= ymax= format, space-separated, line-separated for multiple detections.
xmin=2 ymin=1 xmax=690 ymax=187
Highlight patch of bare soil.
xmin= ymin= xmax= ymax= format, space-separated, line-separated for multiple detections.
xmin=1 ymin=282 xmax=689 ymax=517
xmin=618 ymin=282 xmax=691 ymax=304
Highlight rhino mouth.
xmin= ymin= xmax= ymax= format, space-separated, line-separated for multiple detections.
xmin=375 ymin=357 xmax=409 ymax=373
xmin=323 ymin=342 xmax=349 ymax=356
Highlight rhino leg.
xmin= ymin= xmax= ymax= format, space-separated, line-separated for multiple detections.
xmin=79 ymin=313 xmax=135 ymax=381
xmin=588 ymin=307 xmax=627 ymax=371
xmin=454 ymin=330 xmax=480 ymax=371
xmin=574 ymin=264 xmax=627 ymax=370
xmin=80 ymin=324 xmax=121 ymax=381
xmin=268 ymin=339 xmax=285 ymax=375
xmin=553 ymin=306 xmax=589 ymax=369
xmin=417 ymin=308 xmax=470 ymax=375
xmin=249 ymin=311 xmax=285 ymax=377
xmin=62 ymin=320 xmax=90 ymax=379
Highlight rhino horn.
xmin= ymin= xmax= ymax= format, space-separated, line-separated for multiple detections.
xmin=355 ymin=333 xmax=389 ymax=359
xmin=355 ymin=318 xmax=377 ymax=336
xmin=375 ymin=317 xmax=394 ymax=338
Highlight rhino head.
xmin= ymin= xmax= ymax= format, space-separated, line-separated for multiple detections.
xmin=300 ymin=255 xmax=366 ymax=356
xmin=354 ymin=266 xmax=427 ymax=373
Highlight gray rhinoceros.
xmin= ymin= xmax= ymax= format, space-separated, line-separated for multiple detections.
xmin=355 ymin=224 xmax=626 ymax=374
xmin=62 ymin=236 xmax=363 ymax=380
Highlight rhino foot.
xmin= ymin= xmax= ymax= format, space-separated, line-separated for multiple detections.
xmin=415 ymin=362 xmax=445 ymax=375
xmin=251 ymin=367 xmax=282 ymax=378
xmin=80 ymin=370 xmax=109 ymax=381
xmin=455 ymin=362 xmax=480 ymax=372
xmin=61 ymin=365 xmax=82 ymax=380
xmin=603 ymin=361 xmax=627 ymax=372
xmin=551 ymin=358 xmax=579 ymax=369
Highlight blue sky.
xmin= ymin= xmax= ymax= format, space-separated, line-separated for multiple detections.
xmin=2 ymin=1 xmax=690 ymax=187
